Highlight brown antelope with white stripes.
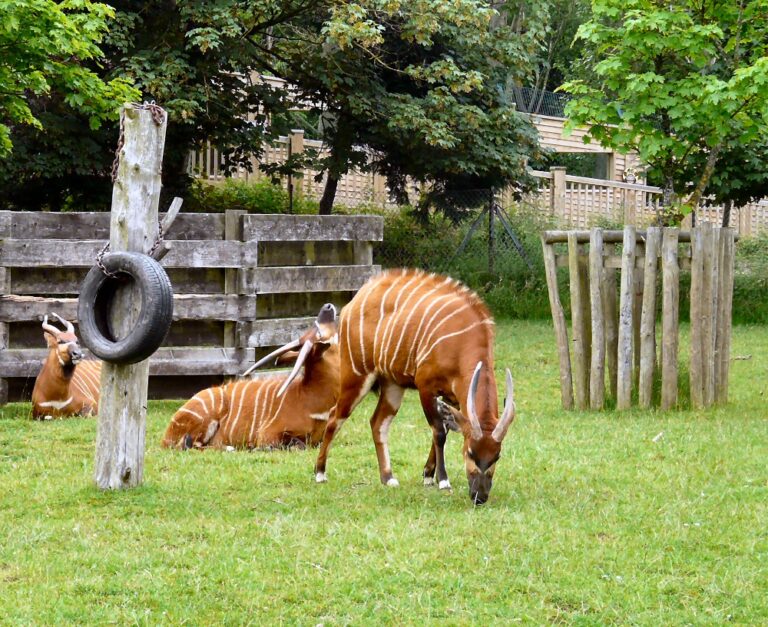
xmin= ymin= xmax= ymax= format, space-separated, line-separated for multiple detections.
xmin=31 ymin=314 xmax=101 ymax=419
xmin=312 ymin=269 xmax=516 ymax=505
xmin=161 ymin=304 xmax=340 ymax=450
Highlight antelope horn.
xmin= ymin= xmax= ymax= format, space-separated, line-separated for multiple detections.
xmin=41 ymin=315 xmax=61 ymax=337
xmin=492 ymin=369 xmax=516 ymax=443
xmin=277 ymin=339 xmax=314 ymax=397
xmin=465 ymin=361 xmax=483 ymax=440
xmin=50 ymin=312 xmax=74 ymax=333
xmin=241 ymin=339 xmax=301 ymax=377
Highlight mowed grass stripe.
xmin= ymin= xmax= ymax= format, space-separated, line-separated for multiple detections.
xmin=0 ymin=320 xmax=767 ymax=624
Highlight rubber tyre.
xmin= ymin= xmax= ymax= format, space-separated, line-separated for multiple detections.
xmin=78 ymin=252 xmax=174 ymax=365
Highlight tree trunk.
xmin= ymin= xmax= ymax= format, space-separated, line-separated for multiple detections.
xmin=317 ymin=117 xmax=354 ymax=215
xmin=686 ymin=144 xmax=723 ymax=210
xmin=318 ymin=175 xmax=339 ymax=215
xmin=722 ymin=199 xmax=733 ymax=228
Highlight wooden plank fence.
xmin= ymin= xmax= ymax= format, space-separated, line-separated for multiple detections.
xmin=541 ymin=225 xmax=735 ymax=410
xmin=0 ymin=210 xmax=382 ymax=403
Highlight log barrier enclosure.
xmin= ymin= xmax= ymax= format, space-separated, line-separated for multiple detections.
xmin=0 ymin=211 xmax=382 ymax=404
xmin=541 ymin=225 xmax=735 ymax=411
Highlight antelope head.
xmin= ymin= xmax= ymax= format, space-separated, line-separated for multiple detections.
xmin=245 ymin=303 xmax=339 ymax=395
xmin=459 ymin=363 xmax=516 ymax=505
xmin=42 ymin=313 xmax=84 ymax=371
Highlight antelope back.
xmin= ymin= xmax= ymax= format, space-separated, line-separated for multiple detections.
xmin=340 ymin=269 xmax=495 ymax=381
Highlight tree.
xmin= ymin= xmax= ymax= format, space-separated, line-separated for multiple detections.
xmin=561 ymin=0 xmax=768 ymax=218
xmin=0 ymin=0 xmax=138 ymax=157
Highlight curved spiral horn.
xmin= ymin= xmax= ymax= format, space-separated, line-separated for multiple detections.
xmin=277 ymin=339 xmax=314 ymax=397
xmin=241 ymin=339 xmax=301 ymax=377
xmin=41 ymin=314 xmax=61 ymax=337
xmin=50 ymin=312 xmax=74 ymax=333
xmin=465 ymin=361 xmax=483 ymax=440
xmin=492 ymin=369 xmax=515 ymax=442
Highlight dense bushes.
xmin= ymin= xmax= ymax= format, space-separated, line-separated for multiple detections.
xmin=185 ymin=179 xmax=320 ymax=214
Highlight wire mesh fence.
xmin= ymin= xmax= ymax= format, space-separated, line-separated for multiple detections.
xmin=372 ymin=189 xmax=553 ymax=292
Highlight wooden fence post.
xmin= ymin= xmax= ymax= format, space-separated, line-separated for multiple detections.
xmin=602 ymin=259 xmax=619 ymax=401
xmin=638 ymin=227 xmax=661 ymax=408
xmin=550 ymin=167 xmax=567 ymax=219
xmin=616 ymin=226 xmax=636 ymax=410
xmin=689 ymin=226 xmax=705 ymax=409
xmin=660 ymin=228 xmax=680 ymax=410
xmin=224 ymin=209 xmax=246 ymax=353
xmin=541 ymin=237 xmax=574 ymax=409
xmin=715 ymin=228 xmax=735 ymax=404
xmin=568 ymin=233 xmax=589 ymax=409
xmin=589 ymin=228 xmax=605 ymax=409
xmin=94 ymin=103 xmax=167 ymax=490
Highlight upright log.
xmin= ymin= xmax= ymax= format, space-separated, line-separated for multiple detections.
xmin=602 ymin=263 xmax=619 ymax=400
xmin=95 ymin=104 xmax=167 ymax=490
xmin=568 ymin=233 xmax=589 ymax=409
xmin=589 ymin=229 xmax=605 ymax=409
xmin=702 ymin=225 xmax=718 ymax=406
xmin=638 ymin=227 xmax=661 ymax=408
xmin=660 ymin=229 xmax=680 ymax=410
xmin=689 ymin=226 xmax=705 ymax=409
xmin=715 ymin=229 xmax=735 ymax=404
xmin=541 ymin=238 xmax=574 ymax=409
xmin=616 ymin=226 xmax=636 ymax=410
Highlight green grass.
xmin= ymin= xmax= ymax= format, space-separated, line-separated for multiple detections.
xmin=2 ymin=320 xmax=767 ymax=624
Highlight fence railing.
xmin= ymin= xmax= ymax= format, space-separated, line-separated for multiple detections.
xmin=0 ymin=211 xmax=382 ymax=403
xmin=190 ymin=136 xmax=768 ymax=236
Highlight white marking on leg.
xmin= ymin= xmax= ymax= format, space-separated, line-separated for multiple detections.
xmin=386 ymin=477 xmax=399 ymax=487
xmin=439 ymin=479 xmax=452 ymax=490
xmin=423 ymin=477 xmax=435 ymax=486
xmin=202 ymin=420 xmax=219 ymax=444
xmin=315 ymin=472 xmax=328 ymax=483
xmin=39 ymin=396 xmax=72 ymax=410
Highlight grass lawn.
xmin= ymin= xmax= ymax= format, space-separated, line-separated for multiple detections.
xmin=1 ymin=319 xmax=767 ymax=624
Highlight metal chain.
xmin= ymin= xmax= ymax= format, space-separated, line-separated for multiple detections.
xmin=101 ymin=101 xmax=167 ymax=277
xmin=111 ymin=101 xmax=166 ymax=182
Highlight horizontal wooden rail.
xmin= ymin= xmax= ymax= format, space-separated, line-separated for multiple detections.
xmin=242 ymin=264 xmax=379 ymax=294
xmin=243 ymin=215 xmax=383 ymax=242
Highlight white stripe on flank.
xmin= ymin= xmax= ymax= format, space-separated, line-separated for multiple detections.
xmin=39 ymin=396 xmax=73 ymax=410
xmin=372 ymin=274 xmax=406 ymax=372
xmin=229 ymin=381 xmax=248 ymax=440
xmin=247 ymin=380 xmax=268 ymax=444
xmin=416 ymin=319 xmax=494 ymax=367
xmin=378 ymin=273 xmax=422 ymax=376
xmin=387 ymin=279 xmax=449 ymax=374
xmin=206 ymin=388 xmax=216 ymax=414
xmin=225 ymin=381 xmax=245 ymax=440
xmin=357 ymin=281 xmax=376 ymax=372
xmin=416 ymin=303 xmax=473 ymax=363
xmin=217 ymin=386 xmax=225 ymax=415
xmin=197 ymin=391 xmax=209 ymax=415
xmin=178 ymin=407 xmax=207 ymax=423
xmin=255 ymin=379 xmax=279 ymax=440
xmin=405 ymin=292 xmax=459 ymax=374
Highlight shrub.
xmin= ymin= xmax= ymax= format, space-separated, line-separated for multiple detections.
xmin=185 ymin=179 xmax=319 ymax=214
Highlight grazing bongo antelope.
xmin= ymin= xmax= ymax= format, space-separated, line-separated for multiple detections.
xmin=161 ymin=304 xmax=340 ymax=450
xmin=31 ymin=314 xmax=101 ymax=419
xmin=312 ymin=269 xmax=516 ymax=505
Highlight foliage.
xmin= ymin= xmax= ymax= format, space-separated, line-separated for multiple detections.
xmin=2 ymin=321 xmax=768 ymax=623
xmin=561 ymin=0 xmax=768 ymax=218
xmin=0 ymin=0 xmax=138 ymax=157
xmin=265 ymin=0 xmax=543 ymax=215
xmin=185 ymin=179 xmax=319 ymax=215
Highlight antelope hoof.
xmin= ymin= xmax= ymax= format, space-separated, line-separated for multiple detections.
xmin=315 ymin=472 xmax=328 ymax=483
xmin=44 ymin=415 xmax=53 ymax=421
xmin=439 ymin=479 xmax=452 ymax=491
xmin=386 ymin=477 xmax=400 ymax=487
xmin=423 ymin=477 xmax=435 ymax=487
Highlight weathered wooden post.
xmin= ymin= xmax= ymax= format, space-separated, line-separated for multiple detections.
xmin=94 ymin=103 xmax=167 ymax=490
xmin=616 ymin=225 xmax=636 ymax=410
xmin=550 ymin=167 xmax=567 ymax=219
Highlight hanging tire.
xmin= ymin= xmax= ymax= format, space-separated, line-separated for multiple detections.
xmin=78 ymin=252 xmax=174 ymax=365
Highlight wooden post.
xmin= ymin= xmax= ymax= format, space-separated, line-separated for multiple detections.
xmin=603 ymin=261 xmax=619 ymax=400
xmin=589 ymin=228 xmax=605 ymax=409
xmin=224 ymin=210 xmax=246 ymax=350
xmin=715 ymin=228 xmax=735 ymax=404
xmin=550 ymin=167 xmax=567 ymax=219
xmin=689 ymin=226 xmax=705 ymax=409
xmin=0 ymin=213 xmax=10 ymax=404
xmin=568 ymin=233 xmax=589 ymax=409
xmin=94 ymin=104 xmax=167 ymax=490
xmin=702 ymin=224 xmax=718 ymax=406
xmin=632 ymin=242 xmax=645 ymax=388
xmin=616 ymin=226 xmax=636 ymax=410
xmin=638 ymin=227 xmax=661 ymax=408
xmin=660 ymin=228 xmax=680 ymax=410
xmin=541 ymin=237 xmax=574 ymax=409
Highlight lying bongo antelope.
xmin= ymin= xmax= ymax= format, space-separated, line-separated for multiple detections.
xmin=31 ymin=314 xmax=101 ymax=419
xmin=161 ymin=304 xmax=340 ymax=450
xmin=311 ymin=269 xmax=516 ymax=505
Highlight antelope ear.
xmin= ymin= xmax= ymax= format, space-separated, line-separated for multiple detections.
xmin=43 ymin=331 xmax=58 ymax=348
xmin=275 ymin=350 xmax=300 ymax=366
